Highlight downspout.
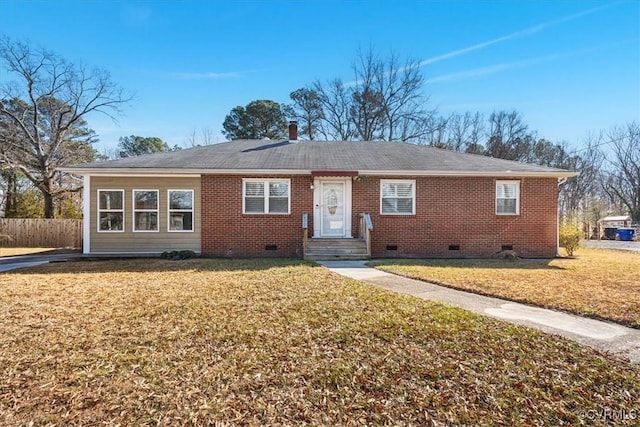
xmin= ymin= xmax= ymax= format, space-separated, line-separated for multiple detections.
xmin=83 ymin=175 xmax=91 ymax=254
xmin=557 ymin=177 xmax=568 ymax=256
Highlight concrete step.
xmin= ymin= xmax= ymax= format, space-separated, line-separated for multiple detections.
xmin=306 ymin=245 xmax=368 ymax=252
xmin=306 ymin=249 xmax=368 ymax=256
xmin=305 ymin=253 xmax=370 ymax=261
xmin=305 ymin=238 xmax=369 ymax=260
xmin=307 ymin=238 xmax=366 ymax=245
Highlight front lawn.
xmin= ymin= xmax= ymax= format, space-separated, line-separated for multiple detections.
xmin=372 ymin=247 xmax=640 ymax=328
xmin=0 ymin=258 xmax=638 ymax=425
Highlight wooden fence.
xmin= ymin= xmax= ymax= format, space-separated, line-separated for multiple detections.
xmin=0 ymin=219 xmax=82 ymax=248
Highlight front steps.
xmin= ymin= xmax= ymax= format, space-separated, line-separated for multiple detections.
xmin=305 ymin=238 xmax=369 ymax=261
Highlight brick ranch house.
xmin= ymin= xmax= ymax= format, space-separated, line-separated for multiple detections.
xmin=63 ymin=124 xmax=577 ymax=259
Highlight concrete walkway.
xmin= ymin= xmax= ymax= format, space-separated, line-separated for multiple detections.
xmin=318 ymin=260 xmax=640 ymax=363
xmin=0 ymin=252 xmax=83 ymax=272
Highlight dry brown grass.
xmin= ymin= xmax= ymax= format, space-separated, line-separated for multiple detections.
xmin=0 ymin=247 xmax=57 ymax=257
xmin=373 ymin=247 xmax=640 ymax=328
xmin=0 ymin=258 xmax=638 ymax=425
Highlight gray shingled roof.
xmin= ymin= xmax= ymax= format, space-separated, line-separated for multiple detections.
xmin=65 ymin=139 xmax=576 ymax=177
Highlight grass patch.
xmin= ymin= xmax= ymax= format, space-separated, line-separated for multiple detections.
xmin=372 ymin=247 xmax=640 ymax=328
xmin=0 ymin=258 xmax=638 ymax=425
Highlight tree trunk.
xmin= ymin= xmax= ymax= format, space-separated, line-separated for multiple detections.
xmin=41 ymin=178 xmax=56 ymax=219
xmin=43 ymin=192 xmax=55 ymax=218
xmin=3 ymin=170 xmax=17 ymax=217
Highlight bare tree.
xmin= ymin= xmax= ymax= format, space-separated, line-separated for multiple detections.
xmin=350 ymin=87 xmax=385 ymax=141
xmin=289 ymin=88 xmax=323 ymax=140
xmin=350 ymin=48 xmax=441 ymax=142
xmin=187 ymin=127 xmax=218 ymax=146
xmin=557 ymin=137 xmax=603 ymax=220
xmin=312 ymin=79 xmax=354 ymax=140
xmin=603 ymin=122 xmax=640 ymax=222
xmin=0 ymin=169 xmax=18 ymax=216
xmin=407 ymin=114 xmax=449 ymax=146
xmin=0 ymin=36 xmax=131 ymax=217
xmin=371 ymin=50 xmax=439 ymax=142
xmin=0 ymin=103 xmax=21 ymax=215
xmin=349 ymin=49 xmax=385 ymax=141
xmin=309 ymin=48 xmax=439 ymax=143
xmin=444 ymin=112 xmax=485 ymax=152
xmin=485 ymin=110 xmax=533 ymax=160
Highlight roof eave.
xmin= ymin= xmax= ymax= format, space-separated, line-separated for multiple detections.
xmin=361 ymin=170 xmax=578 ymax=178
xmin=60 ymin=167 xmax=578 ymax=179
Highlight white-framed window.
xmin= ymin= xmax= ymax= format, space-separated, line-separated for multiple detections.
xmin=496 ymin=180 xmax=520 ymax=215
xmin=133 ymin=189 xmax=159 ymax=231
xmin=168 ymin=189 xmax=194 ymax=232
xmin=243 ymin=179 xmax=290 ymax=214
xmin=380 ymin=180 xmax=416 ymax=215
xmin=97 ymin=189 xmax=124 ymax=232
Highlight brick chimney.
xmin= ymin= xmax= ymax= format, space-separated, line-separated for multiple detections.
xmin=288 ymin=121 xmax=298 ymax=141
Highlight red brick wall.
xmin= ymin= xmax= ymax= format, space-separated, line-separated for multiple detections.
xmin=201 ymin=175 xmax=559 ymax=259
xmin=351 ymin=176 xmax=558 ymax=258
xmin=201 ymin=175 xmax=314 ymax=257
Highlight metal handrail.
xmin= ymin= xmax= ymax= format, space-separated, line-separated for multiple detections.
xmin=363 ymin=213 xmax=373 ymax=231
xmin=302 ymin=212 xmax=308 ymax=259
xmin=359 ymin=213 xmax=373 ymax=257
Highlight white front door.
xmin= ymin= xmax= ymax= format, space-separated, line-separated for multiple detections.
xmin=314 ymin=179 xmax=352 ymax=238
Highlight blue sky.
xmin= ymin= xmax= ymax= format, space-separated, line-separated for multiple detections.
xmin=1 ymin=0 xmax=638 ymax=152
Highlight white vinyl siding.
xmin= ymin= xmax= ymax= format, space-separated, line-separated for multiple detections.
xmin=496 ymin=181 xmax=520 ymax=215
xmin=243 ymin=179 xmax=290 ymax=214
xmin=97 ymin=190 xmax=124 ymax=232
xmin=381 ymin=180 xmax=415 ymax=215
xmin=168 ymin=190 xmax=194 ymax=232
xmin=133 ymin=190 xmax=159 ymax=231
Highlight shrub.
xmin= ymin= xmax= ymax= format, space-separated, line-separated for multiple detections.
xmin=160 ymin=250 xmax=198 ymax=260
xmin=491 ymin=250 xmax=519 ymax=260
xmin=177 ymin=250 xmax=197 ymax=259
xmin=559 ymin=224 xmax=580 ymax=256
